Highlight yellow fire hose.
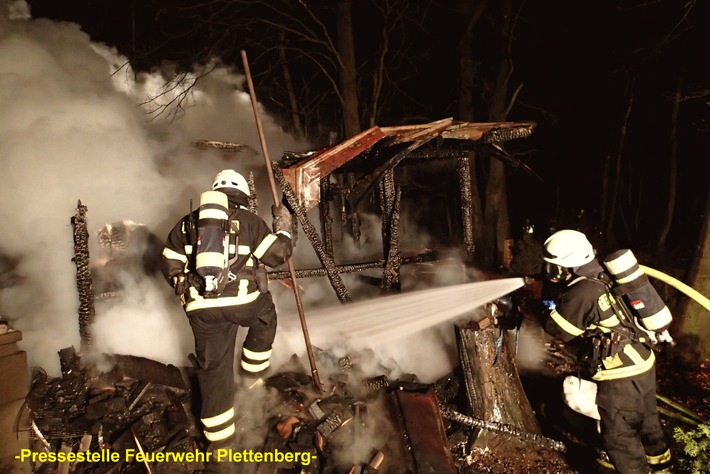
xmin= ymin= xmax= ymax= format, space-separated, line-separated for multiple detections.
xmin=640 ymin=265 xmax=710 ymax=312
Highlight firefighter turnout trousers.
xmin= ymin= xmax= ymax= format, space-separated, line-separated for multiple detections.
xmin=596 ymin=366 xmax=671 ymax=474
xmin=188 ymin=292 xmax=277 ymax=444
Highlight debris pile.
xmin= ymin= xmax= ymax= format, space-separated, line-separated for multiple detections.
xmin=21 ymin=347 xmax=203 ymax=473
xmin=19 ymin=317 xmax=577 ymax=474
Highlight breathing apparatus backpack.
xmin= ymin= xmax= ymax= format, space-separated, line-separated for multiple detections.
xmin=602 ymin=249 xmax=674 ymax=345
xmin=194 ymin=190 xmax=239 ymax=298
xmin=578 ymin=251 xmax=674 ymax=377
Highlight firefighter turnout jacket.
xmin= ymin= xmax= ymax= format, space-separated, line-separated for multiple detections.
xmin=544 ymin=260 xmax=655 ymax=382
xmin=161 ymin=190 xmax=292 ymax=445
xmin=544 ymin=259 xmax=671 ymax=473
xmin=162 ymin=201 xmax=292 ymax=312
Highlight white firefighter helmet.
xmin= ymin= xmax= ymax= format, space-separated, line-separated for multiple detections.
xmin=212 ymin=169 xmax=249 ymax=195
xmin=543 ymin=229 xmax=595 ymax=268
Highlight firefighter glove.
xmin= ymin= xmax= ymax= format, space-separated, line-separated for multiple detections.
xmin=271 ymin=204 xmax=291 ymax=234
xmin=172 ymin=274 xmax=189 ymax=296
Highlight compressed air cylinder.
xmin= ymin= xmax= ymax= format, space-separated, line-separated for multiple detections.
xmin=196 ymin=191 xmax=230 ymax=296
xmin=603 ymin=249 xmax=672 ymax=332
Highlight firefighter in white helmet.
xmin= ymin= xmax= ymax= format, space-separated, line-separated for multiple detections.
xmin=541 ymin=229 xmax=671 ymax=474
xmin=161 ymin=169 xmax=292 ymax=449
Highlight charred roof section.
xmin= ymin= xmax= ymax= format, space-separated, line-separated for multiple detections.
xmin=280 ymin=119 xmax=537 ymax=212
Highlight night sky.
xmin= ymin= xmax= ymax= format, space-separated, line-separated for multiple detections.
xmin=23 ymin=0 xmax=710 ymax=253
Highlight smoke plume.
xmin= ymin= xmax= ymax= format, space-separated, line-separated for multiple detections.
xmin=0 ymin=1 xmax=527 ymax=388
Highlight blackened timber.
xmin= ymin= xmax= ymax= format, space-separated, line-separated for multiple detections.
xmin=347 ymin=172 xmax=361 ymax=245
xmin=273 ymin=164 xmax=352 ymax=304
xmin=319 ymin=177 xmax=334 ymax=257
xmin=58 ymin=347 xmax=80 ymax=378
xmin=378 ymin=170 xmax=396 ymax=256
xmin=194 ymin=139 xmax=251 ymax=153
xmin=380 ymin=187 xmax=402 ymax=292
xmin=385 ymin=383 xmax=457 ymax=474
xmin=379 ymin=120 xmax=535 ymax=142
xmin=439 ymin=407 xmax=566 ymax=452
xmin=72 ymin=200 xmax=96 ymax=350
xmin=282 ymin=127 xmax=388 ymax=211
xmin=458 ymin=155 xmax=475 ymax=263
xmin=267 ymin=250 xmax=438 ymax=280
xmin=348 ymin=118 xmax=454 ymax=209
xmin=269 ymin=261 xmax=384 ymax=280
xmin=110 ymin=354 xmax=188 ymax=391
xmin=336 ymin=173 xmax=348 ymax=229
xmin=248 ymin=171 xmax=258 ymax=214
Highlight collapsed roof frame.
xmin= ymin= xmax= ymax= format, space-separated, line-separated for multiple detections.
xmin=272 ymin=118 xmax=537 ymax=303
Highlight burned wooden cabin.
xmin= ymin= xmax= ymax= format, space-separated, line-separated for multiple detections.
xmin=7 ymin=118 xmax=585 ymax=474
xmin=265 ymin=118 xmax=537 ymax=303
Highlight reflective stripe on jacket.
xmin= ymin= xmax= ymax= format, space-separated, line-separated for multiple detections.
xmin=162 ymin=206 xmax=291 ymax=312
xmin=544 ymin=261 xmax=655 ymax=381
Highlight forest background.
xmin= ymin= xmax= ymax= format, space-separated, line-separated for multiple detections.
xmin=22 ymin=0 xmax=710 ymax=348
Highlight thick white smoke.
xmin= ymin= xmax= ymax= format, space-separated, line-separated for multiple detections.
xmin=0 ymin=1 xmax=525 ymax=386
xmin=0 ymin=1 xmax=309 ymax=375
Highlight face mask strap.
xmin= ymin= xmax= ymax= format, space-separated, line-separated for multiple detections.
xmin=545 ymin=262 xmax=570 ymax=283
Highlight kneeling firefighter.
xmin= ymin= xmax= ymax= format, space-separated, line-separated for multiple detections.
xmin=161 ymin=169 xmax=292 ymax=447
xmin=541 ymin=229 xmax=672 ymax=474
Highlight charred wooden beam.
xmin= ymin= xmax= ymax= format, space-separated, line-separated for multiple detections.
xmin=347 ymin=172 xmax=361 ymax=245
xmin=267 ymin=250 xmax=438 ymax=280
xmin=348 ymin=118 xmax=454 ymax=209
xmin=378 ymin=120 xmax=535 ymax=143
xmin=72 ymin=200 xmax=96 ymax=350
xmin=439 ymin=406 xmax=566 ymax=452
xmin=319 ymin=176 xmax=334 ymax=257
xmin=380 ymin=186 xmax=402 ymax=292
xmin=282 ymin=127 xmax=387 ymax=211
xmin=378 ymin=170 xmax=395 ymax=254
xmin=457 ymin=155 xmax=475 ymax=263
xmin=110 ymin=354 xmax=188 ymax=391
xmin=336 ymin=172 xmax=348 ymax=229
xmin=248 ymin=171 xmax=258 ymax=214
xmin=194 ymin=139 xmax=257 ymax=155
xmin=273 ymin=164 xmax=352 ymax=304
xmin=269 ymin=261 xmax=384 ymax=280
xmin=385 ymin=383 xmax=458 ymax=474
xmin=480 ymin=122 xmax=536 ymax=143
xmin=58 ymin=346 xmax=80 ymax=378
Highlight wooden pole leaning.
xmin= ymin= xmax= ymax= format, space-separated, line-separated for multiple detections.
xmin=240 ymin=50 xmax=324 ymax=393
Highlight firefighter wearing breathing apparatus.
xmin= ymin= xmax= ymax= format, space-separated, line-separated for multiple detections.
xmin=541 ymin=229 xmax=672 ymax=474
xmin=161 ymin=169 xmax=292 ymax=448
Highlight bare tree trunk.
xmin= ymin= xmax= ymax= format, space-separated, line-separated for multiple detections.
xmin=279 ymin=30 xmax=304 ymax=138
xmin=336 ymin=0 xmax=361 ymax=138
xmin=605 ymin=83 xmax=634 ymax=246
xmin=677 ymin=185 xmax=710 ymax=349
xmin=656 ymin=74 xmax=683 ymax=252
xmin=457 ymin=0 xmax=488 ymax=122
xmin=454 ymin=321 xmax=571 ymax=470
xmin=456 ymin=323 xmax=541 ymax=435
xmin=481 ymin=0 xmax=514 ymax=269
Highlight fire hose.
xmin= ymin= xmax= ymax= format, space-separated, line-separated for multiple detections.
xmin=640 ymin=265 xmax=710 ymax=313
xmin=439 ymin=406 xmax=567 ymax=452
